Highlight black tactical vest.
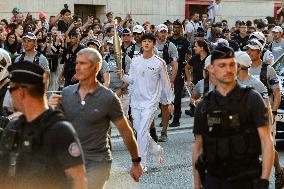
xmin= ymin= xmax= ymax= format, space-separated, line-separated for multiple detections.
xmin=202 ymin=86 xmax=262 ymax=179
xmin=0 ymin=110 xmax=70 ymax=189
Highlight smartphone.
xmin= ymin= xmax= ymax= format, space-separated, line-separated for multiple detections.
xmin=57 ymin=31 xmax=61 ymax=37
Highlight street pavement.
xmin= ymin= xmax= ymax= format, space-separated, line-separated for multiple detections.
xmin=108 ymin=97 xmax=284 ymax=189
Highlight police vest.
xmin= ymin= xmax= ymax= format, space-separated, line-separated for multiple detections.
xmin=0 ymin=110 xmax=68 ymax=188
xmin=202 ymin=86 xmax=261 ymax=178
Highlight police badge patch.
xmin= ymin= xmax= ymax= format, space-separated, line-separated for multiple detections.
xmin=68 ymin=142 xmax=81 ymax=157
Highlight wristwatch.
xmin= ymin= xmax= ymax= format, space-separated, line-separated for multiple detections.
xmin=132 ymin=157 xmax=141 ymax=163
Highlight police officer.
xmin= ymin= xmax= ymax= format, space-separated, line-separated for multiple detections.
xmin=121 ymin=28 xmax=135 ymax=59
xmin=0 ymin=60 xmax=87 ymax=189
xmin=192 ymin=45 xmax=274 ymax=189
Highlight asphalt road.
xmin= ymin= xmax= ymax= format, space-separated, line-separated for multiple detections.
xmin=107 ymin=99 xmax=284 ymax=189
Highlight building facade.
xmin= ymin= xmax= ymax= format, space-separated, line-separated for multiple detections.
xmin=0 ymin=0 xmax=282 ymax=26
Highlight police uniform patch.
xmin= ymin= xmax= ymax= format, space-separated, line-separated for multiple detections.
xmin=68 ymin=142 xmax=81 ymax=157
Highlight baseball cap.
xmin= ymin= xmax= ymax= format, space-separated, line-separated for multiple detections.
xmin=235 ymin=20 xmax=242 ymax=25
xmin=87 ymin=38 xmax=102 ymax=49
xmin=173 ymin=19 xmax=182 ymax=26
xmin=133 ymin=25 xmax=145 ymax=34
xmin=23 ymin=32 xmax=37 ymax=40
xmin=39 ymin=11 xmax=46 ymax=19
xmin=204 ymin=55 xmax=212 ymax=69
xmin=272 ymin=26 xmax=283 ymax=34
xmin=156 ymin=24 xmax=168 ymax=32
xmin=12 ymin=7 xmax=20 ymax=13
xmin=122 ymin=28 xmax=131 ymax=34
xmin=239 ymin=21 xmax=246 ymax=27
xmin=8 ymin=60 xmax=45 ymax=87
xmin=213 ymin=38 xmax=229 ymax=47
xmin=245 ymin=39 xmax=263 ymax=51
xmin=235 ymin=51 xmax=252 ymax=68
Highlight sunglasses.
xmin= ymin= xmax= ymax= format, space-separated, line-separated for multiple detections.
xmin=122 ymin=34 xmax=131 ymax=37
xmin=8 ymin=86 xmax=20 ymax=93
xmin=133 ymin=32 xmax=142 ymax=36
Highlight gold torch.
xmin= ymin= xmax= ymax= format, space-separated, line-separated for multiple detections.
xmin=113 ymin=19 xmax=122 ymax=70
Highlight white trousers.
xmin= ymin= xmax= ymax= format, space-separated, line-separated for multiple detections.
xmin=120 ymin=94 xmax=129 ymax=118
xmin=132 ymin=106 xmax=161 ymax=166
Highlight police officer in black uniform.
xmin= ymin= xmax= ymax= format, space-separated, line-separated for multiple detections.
xmin=192 ymin=45 xmax=274 ymax=189
xmin=168 ymin=19 xmax=191 ymax=127
xmin=0 ymin=61 xmax=87 ymax=189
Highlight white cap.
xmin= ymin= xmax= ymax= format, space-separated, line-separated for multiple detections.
xmin=235 ymin=51 xmax=252 ymax=68
xmin=132 ymin=25 xmax=145 ymax=33
xmin=106 ymin=37 xmax=114 ymax=45
xmin=272 ymin=26 xmax=283 ymax=34
xmin=245 ymin=39 xmax=263 ymax=51
xmin=213 ymin=38 xmax=229 ymax=47
xmin=204 ymin=55 xmax=211 ymax=69
xmin=156 ymin=24 xmax=168 ymax=32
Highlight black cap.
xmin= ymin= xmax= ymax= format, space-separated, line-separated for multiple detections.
xmin=222 ymin=28 xmax=230 ymax=33
xmin=216 ymin=32 xmax=225 ymax=39
xmin=173 ymin=19 xmax=182 ymax=26
xmin=141 ymin=32 xmax=156 ymax=43
xmin=69 ymin=30 xmax=79 ymax=37
xmin=122 ymin=28 xmax=131 ymax=34
xmin=240 ymin=21 xmax=246 ymax=26
xmin=8 ymin=61 xmax=45 ymax=87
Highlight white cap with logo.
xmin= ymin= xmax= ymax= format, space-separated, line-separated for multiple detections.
xmin=132 ymin=25 xmax=145 ymax=33
xmin=235 ymin=51 xmax=252 ymax=68
xmin=156 ymin=24 xmax=168 ymax=32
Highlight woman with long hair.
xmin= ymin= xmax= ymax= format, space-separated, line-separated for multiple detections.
xmin=3 ymin=32 xmax=21 ymax=62
xmin=184 ymin=39 xmax=210 ymax=116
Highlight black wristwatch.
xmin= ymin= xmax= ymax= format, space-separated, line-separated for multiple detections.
xmin=132 ymin=157 xmax=141 ymax=163
xmin=272 ymin=111 xmax=278 ymax=115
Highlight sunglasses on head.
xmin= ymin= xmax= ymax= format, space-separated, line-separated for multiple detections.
xmin=133 ymin=32 xmax=142 ymax=36
xmin=122 ymin=34 xmax=131 ymax=37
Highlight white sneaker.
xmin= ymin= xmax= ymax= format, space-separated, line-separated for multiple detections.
xmin=143 ymin=166 xmax=148 ymax=173
xmin=155 ymin=145 xmax=164 ymax=166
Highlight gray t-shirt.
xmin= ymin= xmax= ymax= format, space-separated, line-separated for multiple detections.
xmin=249 ymin=64 xmax=280 ymax=91
xmin=61 ymin=83 xmax=124 ymax=162
xmin=100 ymin=60 xmax=110 ymax=75
xmin=271 ymin=39 xmax=284 ymax=61
xmin=155 ymin=41 xmax=178 ymax=76
xmin=193 ymin=78 xmax=215 ymax=98
xmin=14 ymin=52 xmax=50 ymax=71
xmin=237 ymin=75 xmax=268 ymax=99
xmin=104 ymin=53 xmax=131 ymax=90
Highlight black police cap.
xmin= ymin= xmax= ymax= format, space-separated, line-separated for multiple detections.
xmin=8 ymin=61 xmax=45 ymax=86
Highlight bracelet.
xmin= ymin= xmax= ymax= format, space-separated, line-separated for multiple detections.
xmin=272 ymin=111 xmax=278 ymax=115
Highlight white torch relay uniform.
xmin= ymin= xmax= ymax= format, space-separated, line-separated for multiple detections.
xmin=122 ymin=54 xmax=173 ymax=167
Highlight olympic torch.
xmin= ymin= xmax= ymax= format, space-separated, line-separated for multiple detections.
xmin=113 ymin=19 xmax=122 ymax=70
